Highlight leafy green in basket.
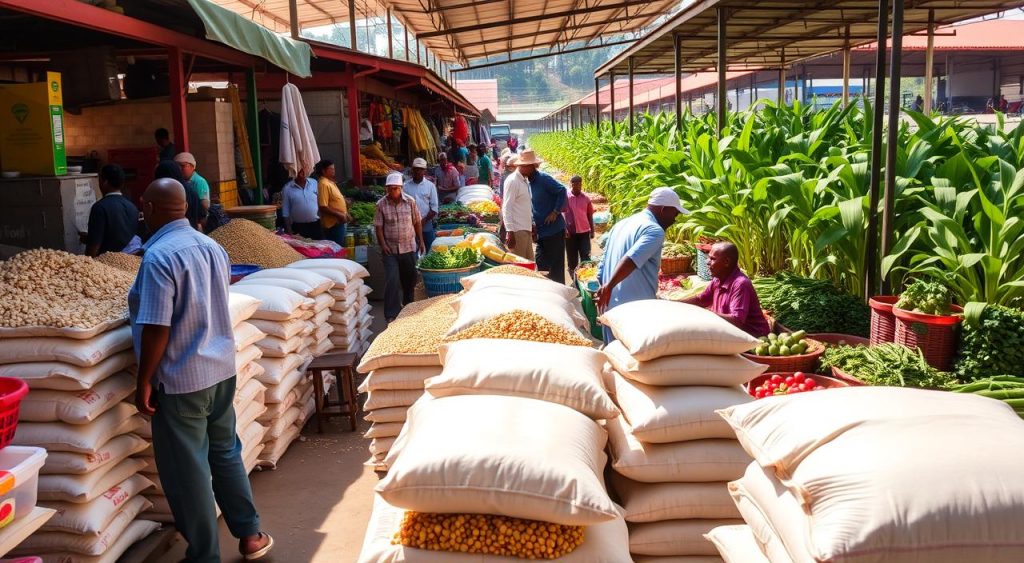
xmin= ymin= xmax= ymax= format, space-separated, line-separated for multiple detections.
xmin=418 ymin=247 xmax=480 ymax=270
xmin=894 ymin=278 xmax=953 ymax=316
xmin=820 ymin=343 xmax=958 ymax=389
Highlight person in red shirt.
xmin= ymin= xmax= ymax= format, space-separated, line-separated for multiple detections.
xmin=683 ymin=242 xmax=771 ymax=337
xmin=563 ymin=176 xmax=594 ymax=284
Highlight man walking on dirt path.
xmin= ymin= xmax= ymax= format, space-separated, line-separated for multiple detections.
xmin=516 ymin=150 xmax=567 ymax=284
xmin=501 ymin=156 xmax=534 ymax=261
xmin=130 ymin=178 xmax=273 ymax=563
xmin=596 ymin=187 xmax=688 ymax=341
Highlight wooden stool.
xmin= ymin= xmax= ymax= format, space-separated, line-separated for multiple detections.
xmin=306 ymin=352 xmax=360 ymax=432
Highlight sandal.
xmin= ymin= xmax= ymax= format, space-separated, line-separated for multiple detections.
xmin=242 ymin=532 xmax=274 ymax=561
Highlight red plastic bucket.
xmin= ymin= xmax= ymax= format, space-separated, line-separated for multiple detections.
xmin=0 ymin=378 xmax=29 ymax=449
xmin=868 ymin=296 xmax=899 ymax=345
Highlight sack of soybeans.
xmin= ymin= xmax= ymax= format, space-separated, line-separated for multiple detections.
xmin=358 ymin=295 xmax=458 ymax=373
xmin=209 ymin=219 xmax=303 ymax=268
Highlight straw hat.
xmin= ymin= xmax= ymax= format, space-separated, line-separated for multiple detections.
xmin=515 ymin=149 xmax=543 ymax=166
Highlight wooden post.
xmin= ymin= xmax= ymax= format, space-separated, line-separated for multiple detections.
xmin=167 ymin=47 xmax=189 ymax=153
xmin=778 ymin=48 xmax=786 ymax=104
xmin=288 ymin=0 xmax=299 ymax=39
xmin=246 ymin=68 xmax=263 ymax=202
xmin=595 ymin=76 xmax=602 ymax=131
xmin=405 ymin=25 xmax=410 ymax=61
xmin=628 ymin=57 xmax=635 ymax=136
xmin=386 ymin=8 xmax=393 ymax=59
xmin=716 ymin=7 xmax=727 ymax=134
xmin=348 ymin=0 xmax=357 ymax=50
xmin=674 ymin=33 xmax=682 ymax=131
xmin=864 ymin=0 xmax=889 ymax=297
xmin=346 ymin=67 xmax=363 ymax=186
xmin=842 ymin=25 xmax=852 ymax=105
xmin=880 ymin=0 xmax=903 ymax=294
xmin=610 ymin=71 xmax=616 ymax=135
xmin=924 ymin=9 xmax=935 ymax=113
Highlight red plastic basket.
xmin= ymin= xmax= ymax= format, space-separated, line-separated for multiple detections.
xmin=0 ymin=378 xmax=28 ymax=449
xmin=868 ymin=296 xmax=899 ymax=345
xmin=893 ymin=305 xmax=963 ymax=372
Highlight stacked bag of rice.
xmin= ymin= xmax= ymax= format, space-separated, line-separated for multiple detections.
xmin=357 ymin=296 xmax=456 ymax=467
xmin=359 ymin=271 xmax=631 ymax=562
xmin=285 ymin=259 xmax=373 ymax=355
xmin=229 ymin=294 xmax=269 ymax=474
xmin=599 ymin=300 xmax=762 ymax=562
xmin=0 ymin=251 xmax=159 ymax=560
xmin=707 ymin=387 xmax=1024 ymax=563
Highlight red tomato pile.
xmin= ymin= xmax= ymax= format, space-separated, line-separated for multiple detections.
xmin=752 ymin=372 xmax=825 ymax=399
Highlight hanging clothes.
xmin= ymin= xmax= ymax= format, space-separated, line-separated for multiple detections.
xmin=453 ymin=115 xmax=470 ymax=146
xmin=279 ymin=83 xmax=320 ymax=178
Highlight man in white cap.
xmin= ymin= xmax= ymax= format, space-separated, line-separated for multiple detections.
xmin=403 ymin=158 xmax=439 ymax=251
xmin=375 ymin=172 xmax=425 ymax=322
xmin=500 ymin=155 xmax=534 ymax=261
xmin=596 ymin=187 xmax=688 ymax=341
xmin=174 ymin=152 xmax=211 ymax=213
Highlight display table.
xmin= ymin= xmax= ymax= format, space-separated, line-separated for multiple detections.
xmin=0 ymin=506 xmax=55 ymax=557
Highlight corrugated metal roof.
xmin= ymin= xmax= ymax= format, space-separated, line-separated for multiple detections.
xmin=857 ymin=18 xmax=1024 ymax=51
xmin=597 ymin=0 xmax=1024 ymax=76
xmin=454 ymin=79 xmax=499 ymax=117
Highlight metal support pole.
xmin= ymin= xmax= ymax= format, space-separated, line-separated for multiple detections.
xmin=167 ymin=47 xmax=189 ymax=153
xmin=610 ymin=72 xmax=616 ymax=135
xmin=880 ymin=0 xmax=903 ymax=295
xmin=628 ymin=57 xmax=635 ymax=136
xmin=595 ymin=77 xmax=602 ymax=131
xmin=778 ymin=49 xmax=786 ymax=104
xmin=288 ymin=0 xmax=299 ymax=39
xmin=674 ymin=33 xmax=682 ymax=132
xmin=346 ymin=67 xmax=363 ymax=187
xmin=245 ymin=69 xmax=263 ymax=203
xmin=716 ymin=7 xmax=727 ymax=134
xmin=416 ymin=39 xmax=421 ymax=64
xmin=864 ymin=0 xmax=889 ymax=298
xmin=348 ymin=0 xmax=357 ymax=50
xmin=842 ymin=26 xmax=852 ymax=105
xmin=750 ymin=74 xmax=755 ymax=106
xmin=386 ymin=8 xmax=393 ymax=58
xmin=924 ymin=10 xmax=935 ymax=113
xmin=405 ymin=26 xmax=410 ymax=61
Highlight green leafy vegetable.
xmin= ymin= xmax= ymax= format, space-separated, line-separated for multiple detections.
xmin=418 ymin=247 xmax=480 ymax=270
xmin=349 ymin=202 xmax=377 ymax=226
xmin=954 ymin=304 xmax=1024 ymax=381
xmin=894 ymin=278 xmax=953 ymax=315
xmin=820 ymin=343 xmax=958 ymax=389
xmin=951 ymin=375 xmax=1024 ymax=419
xmin=753 ymin=273 xmax=870 ymax=336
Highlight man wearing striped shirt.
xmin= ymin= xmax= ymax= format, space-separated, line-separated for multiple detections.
xmin=129 ymin=178 xmax=273 ymax=562
xmin=375 ymin=172 xmax=425 ymax=322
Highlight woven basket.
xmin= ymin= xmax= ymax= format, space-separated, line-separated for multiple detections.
xmin=893 ymin=305 xmax=963 ymax=371
xmin=829 ymin=366 xmax=867 ymax=386
xmin=868 ymin=296 xmax=899 ymax=345
xmin=695 ymin=244 xmax=713 ymax=281
xmin=742 ymin=339 xmax=826 ymax=373
xmin=418 ymin=263 xmax=482 ymax=297
xmin=660 ymin=255 xmax=692 ymax=276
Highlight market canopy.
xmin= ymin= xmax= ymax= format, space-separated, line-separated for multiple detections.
xmin=596 ymin=0 xmax=1024 ymax=77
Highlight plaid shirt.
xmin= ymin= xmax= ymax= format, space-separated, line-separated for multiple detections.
xmin=374 ymin=193 xmax=421 ymax=254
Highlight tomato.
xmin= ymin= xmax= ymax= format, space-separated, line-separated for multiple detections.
xmin=770 ymin=374 xmax=784 ymax=384
xmin=798 ymin=382 xmax=810 ymax=392
xmin=793 ymin=372 xmax=805 ymax=383
xmin=785 ymin=376 xmax=796 ymax=386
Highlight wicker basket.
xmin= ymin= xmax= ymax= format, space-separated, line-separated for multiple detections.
xmin=418 ymin=263 xmax=482 ymax=297
xmin=742 ymin=339 xmax=826 ymax=373
xmin=893 ymin=305 xmax=963 ymax=371
xmin=868 ymin=296 xmax=899 ymax=345
xmin=660 ymin=255 xmax=692 ymax=276
xmin=829 ymin=366 xmax=867 ymax=386
xmin=695 ymin=244 xmax=713 ymax=281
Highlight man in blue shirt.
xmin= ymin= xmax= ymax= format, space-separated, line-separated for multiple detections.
xmin=516 ymin=150 xmax=568 ymax=284
xmin=130 ymin=178 xmax=273 ymax=562
xmin=281 ymin=168 xmax=323 ymax=240
xmin=597 ymin=187 xmax=688 ymax=341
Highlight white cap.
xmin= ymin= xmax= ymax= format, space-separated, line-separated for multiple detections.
xmin=412 ymin=157 xmax=428 ymax=169
xmin=173 ymin=152 xmax=196 ymax=166
xmin=648 ymin=187 xmax=688 ymax=214
xmin=386 ymin=172 xmax=404 ymax=186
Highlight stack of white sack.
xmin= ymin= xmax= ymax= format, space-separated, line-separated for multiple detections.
xmin=707 ymin=386 xmax=1024 ymax=563
xmin=356 ymin=295 xmax=458 ymax=468
xmin=599 ymin=300 xmax=762 ymax=562
xmin=228 ymin=280 xmax=319 ymax=472
xmin=286 ymin=259 xmax=372 ymax=355
xmin=2 ymin=326 xmax=159 ymax=560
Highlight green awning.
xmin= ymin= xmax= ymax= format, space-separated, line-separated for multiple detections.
xmin=187 ymin=0 xmax=312 ymax=77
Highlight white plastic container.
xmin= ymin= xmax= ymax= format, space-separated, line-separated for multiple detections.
xmin=0 ymin=446 xmax=46 ymax=528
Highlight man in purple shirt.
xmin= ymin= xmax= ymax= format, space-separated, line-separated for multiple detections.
xmin=683 ymin=242 xmax=771 ymax=337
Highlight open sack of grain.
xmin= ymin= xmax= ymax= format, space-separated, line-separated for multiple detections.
xmin=0 ymin=252 xmax=158 ymax=560
xmin=598 ymin=300 xmax=763 ymax=560
xmin=713 ymin=387 xmax=1024 ymax=563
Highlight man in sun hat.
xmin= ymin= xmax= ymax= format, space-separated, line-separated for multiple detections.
xmin=375 ymin=172 xmax=424 ymax=322
xmin=403 ymin=158 xmax=439 ymax=251
xmin=516 ymin=149 xmax=568 ymax=284
xmin=596 ymin=186 xmax=688 ymax=341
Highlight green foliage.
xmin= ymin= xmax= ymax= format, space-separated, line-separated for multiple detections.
xmin=753 ymin=273 xmax=870 ymax=336
xmin=348 ymin=202 xmax=377 ymax=226
xmin=820 ymin=343 xmax=958 ymax=388
xmin=894 ymin=278 xmax=953 ymax=315
xmin=954 ymin=304 xmax=1024 ymax=381
xmin=531 ymin=100 xmax=1024 ymax=304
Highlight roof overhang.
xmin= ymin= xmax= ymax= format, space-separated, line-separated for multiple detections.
xmin=596 ymin=0 xmax=1024 ymax=77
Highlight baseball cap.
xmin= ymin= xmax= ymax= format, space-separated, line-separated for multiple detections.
xmin=648 ymin=187 xmax=688 ymax=214
xmin=386 ymin=172 xmax=404 ymax=186
xmin=173 ymin=152 xmax=196 ymax=166
xmin=412 ymin=158 xmax=428 ymax=169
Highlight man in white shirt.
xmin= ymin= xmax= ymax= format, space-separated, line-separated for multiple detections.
xmin=500 ymin=157 xmax=534 ymax=261
xmin=402 ymin=158 xmax=439 ymax=252
xmin=281 ymin=169 xmax=322 ymax=239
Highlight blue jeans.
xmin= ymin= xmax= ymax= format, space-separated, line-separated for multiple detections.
xmin=325 ymin=223 xmax=347 ymax=247
xmin=152 ymin=377 xmax=260 ymax=563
